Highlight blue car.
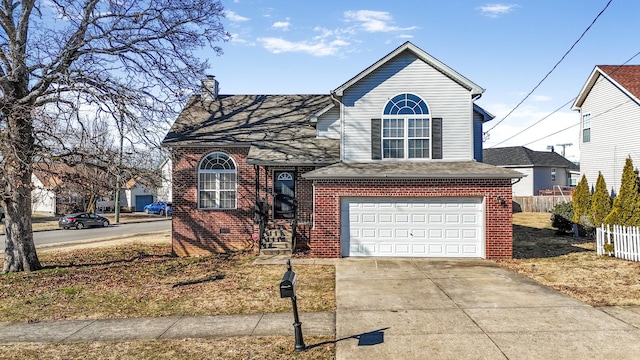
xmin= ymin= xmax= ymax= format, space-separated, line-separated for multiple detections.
xmin=143 ymin=202 xmax=172 ymax=215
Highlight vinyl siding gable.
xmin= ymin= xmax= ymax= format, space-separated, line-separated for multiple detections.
xmin=316 ymin=106 xmax=341 ymax=139
xmin=579 ymin=75 xmax=640 ymax=192
xmin=341 ymin=50 xmax=473 ymax=162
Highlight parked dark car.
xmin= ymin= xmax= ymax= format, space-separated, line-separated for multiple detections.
xmin=143 ymin=201 xmax=172 ymax=215
xmin=59 ymin=212 xmax=110 ymax=230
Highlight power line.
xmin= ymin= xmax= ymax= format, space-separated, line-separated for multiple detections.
xmin=489 ymin=97 xmax=576 ymax=148
xmin=484 ymin=0 xmax=613 ymax=135
xmin=490 ymin=48 xmax=640 ymax=148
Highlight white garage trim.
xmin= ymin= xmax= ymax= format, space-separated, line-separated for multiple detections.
xmin=340 ymin=197 xmax=485 ymax=258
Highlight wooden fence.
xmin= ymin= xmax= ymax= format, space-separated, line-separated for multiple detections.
xmin=512 ymin=195 xmax=571 ymax=213
xmin=596 ymin=224 xmax=640 ymax=262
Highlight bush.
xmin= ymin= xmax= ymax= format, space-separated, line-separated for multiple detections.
xmin=590 ymin=172 xmax=612 ymax=228
xmin=551 ymin=202 xmax=574 ymax=234
xmin=572 ymin=175 xmax=591 ymax=224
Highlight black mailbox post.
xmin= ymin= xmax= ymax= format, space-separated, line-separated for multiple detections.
xmin=280 ymin=259 xmax=305 ymax=351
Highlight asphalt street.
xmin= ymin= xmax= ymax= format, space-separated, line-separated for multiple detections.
xmin=0 ymin=220 xmax=171 ymax=246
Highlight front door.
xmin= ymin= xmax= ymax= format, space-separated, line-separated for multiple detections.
xmin=274 ymin=171 xmax=295 ymax=219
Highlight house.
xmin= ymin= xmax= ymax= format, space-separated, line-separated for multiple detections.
xmin=122 ymin=176 xmax=156 ymax=212
xmin=31 ymin=171 xmax=58 ymax=214
xmin=483 ymin=146 xmax=579 ymax=196
xmin=155 ymin=158 xmax=173 ymax=203
xmin=32 ymin=164 xmax=84 ymax=214
xmin=163 ymin=42 xmax=523 ymax=259
xmin=572 ymin=65 xmax=640 ymax=193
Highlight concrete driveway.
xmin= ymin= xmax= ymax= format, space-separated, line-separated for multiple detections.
xmin=335 ymin=258 xmax=640 ymax=359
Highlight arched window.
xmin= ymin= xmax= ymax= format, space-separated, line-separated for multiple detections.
xmin=382 ymin=93 xmax=431 ymax=159
xmin=198 ymin=152 xmax=236 ymax=209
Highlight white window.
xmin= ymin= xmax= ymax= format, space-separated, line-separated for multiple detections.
xmin=551 ymin=168 xmax=556 ymax=181
xmin=382 ymin=93 xmax=431 ymax=159
xmin=582 ymin=113 xmax=591 ymax=142
xmin=198 ymin=152 xmax=237 ymax=209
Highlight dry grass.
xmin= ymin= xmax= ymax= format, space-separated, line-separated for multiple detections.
xmin=498 ymin=212 xmax=640 ymax=306
xmin=0 ymin=243 xmax=335 ymax=322
xmin=0 ymin=336 xmax=335 ymax=360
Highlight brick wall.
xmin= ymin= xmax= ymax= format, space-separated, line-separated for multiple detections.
xmin=310 ymin=178 xmax=513 ymax=259
xmin=171 ymin=146 xmax=256 ymax=256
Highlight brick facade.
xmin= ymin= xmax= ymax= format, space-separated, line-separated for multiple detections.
xmin=172 ymin=147 xmax=513 ymax=259
xmin=309 ymin=178 xmax=514 ymax=259
xmin=171 ymin=146 xmax=256 ymax=256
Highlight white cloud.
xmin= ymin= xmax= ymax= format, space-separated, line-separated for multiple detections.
xmin=479 ymin=4 xmax=518 ymax=18
xmin=397 ymin=34 xmax=414 ymax=39
xmin=258 ymin=37 xmax=350 ymax=57
xmin=344 ymin=10 xmax=417 ymax=33
xmin=226 ymin=10 xmax=249 ymax=22
xmin=482 ymin=103 xmax=580 ymax=161
xmin=531 ymin=95 xmax=552 ymax=102
xmin=272 ymin=21 xmax=290 ymax=31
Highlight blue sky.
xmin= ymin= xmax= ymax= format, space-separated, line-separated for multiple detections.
xmin=202 ymin=0 xmax=639 ymax=162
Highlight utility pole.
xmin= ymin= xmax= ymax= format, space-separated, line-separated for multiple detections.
xmin=555 ymin=143 xmax=573 ymax=157
xmin=114 ymin=111 xmax=124 ymax=224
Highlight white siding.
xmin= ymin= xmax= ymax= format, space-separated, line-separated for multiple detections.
xmin=580 ymin=76 xmax=640 ymax=193
xmin=157 ymin=159 xmax=173 ymax=202
xmin=316 ymin=106 xmax=341 ymax=139
xmin=342 ymin=51 xmax=473 ymax=162
xmin=511 ymin=167 xmax=534 ymax=196
xmin=31 ymin=174 xmax=56 ymax=214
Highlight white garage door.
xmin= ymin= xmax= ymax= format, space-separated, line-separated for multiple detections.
xmin=341 ymin=197 xmax=485 ymax=258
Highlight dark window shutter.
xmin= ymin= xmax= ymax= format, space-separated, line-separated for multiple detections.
xmin=432 ymin=118 xmax=443 ymax=159
xmin=371 ymin=118 xmax=382 ymax=160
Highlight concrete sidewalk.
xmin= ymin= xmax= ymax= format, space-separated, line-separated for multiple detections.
xmin=0 ymin=312 xmax=335 ymax=344
xmin=335 ymin=258 xmax=640 ymax=360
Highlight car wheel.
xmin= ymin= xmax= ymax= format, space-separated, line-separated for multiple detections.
xmin=145 ymin=208 xmax=149 ymax=214
xmin=159 ymin=209 xmax=165 ymax=216
xmin=102 ymin=220 xmax=110 ymax=227
xmin=76 ymin=222 xmax=85 ymax=230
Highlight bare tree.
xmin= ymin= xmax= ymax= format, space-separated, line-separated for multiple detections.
xmin=0 ymin=1 xmax=229 ymax=272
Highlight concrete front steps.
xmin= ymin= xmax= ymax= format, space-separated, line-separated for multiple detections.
xmin=259 ymin=228 xmax=292 ymax=256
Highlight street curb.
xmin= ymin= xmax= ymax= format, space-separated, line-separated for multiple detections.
xmin=35 ymin=230 xmax=171 ymax=251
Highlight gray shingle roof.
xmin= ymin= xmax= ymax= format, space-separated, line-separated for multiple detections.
xmin=483 ymin=146 xmax=579 ymax=170
xmin=247 ymin=139 xmax=340 ymax=166
xmin=303 ymin=161 xmax=524 ymax=180
xmin=163 ymin=94 xmax=333 ymax=146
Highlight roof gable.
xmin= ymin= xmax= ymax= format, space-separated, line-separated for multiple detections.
xmin=573 ymin=65 xmax=640 ymax=109
xmin=332 ymin=41 xmax=484 ymax=97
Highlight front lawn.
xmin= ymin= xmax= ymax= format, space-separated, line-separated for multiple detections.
xmin=498 ymin=212 xmax=640 ymax=306
xmin=0 ymin=243 xmax=335 ymax=322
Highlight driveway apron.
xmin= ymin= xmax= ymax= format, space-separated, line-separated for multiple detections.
xmin=335 ymin=258 xmax=640 ymax=360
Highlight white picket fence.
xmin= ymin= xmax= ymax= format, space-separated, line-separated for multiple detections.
xmin=596 ymin=224 xmax=640 ymax=262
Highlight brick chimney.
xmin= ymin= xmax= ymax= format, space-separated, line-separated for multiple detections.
xmin=201 ymin=75 xmax=219 ymax=101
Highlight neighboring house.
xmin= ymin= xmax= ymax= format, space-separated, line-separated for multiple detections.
xmin=122 ymin=176 xmax=156 ymax=212
xmin=155 ymin=158 xmax=173 ymax=203
xmin=31 ymin=171 xmax=58 ymax=214
xmin=32 ymin=165 xmax=84 ymax=214
xmin=163 ymin=42 xmax=523 ymax=259
xmin=483 ymin=146 xmax=579 ymax=196
xmin=572 ymin=65 xmax=640 ymax=193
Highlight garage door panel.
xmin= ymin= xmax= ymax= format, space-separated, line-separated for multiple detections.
xmin=342 ymin=197 xmax=484 ymax=258
xmin=429 ymin=214 xmax=443 ymax=224
xmin=445 ymin=214 xmax=461 ymax=224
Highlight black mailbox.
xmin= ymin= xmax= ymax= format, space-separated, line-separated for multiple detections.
xmin=280 ymin=270 xmax=297 ymax=298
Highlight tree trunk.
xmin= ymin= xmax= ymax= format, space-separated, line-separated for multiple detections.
xmin=2 ymin=108 xmax=41 ymax=273
xmin=3 ymin=190 xmax=40 ymax=273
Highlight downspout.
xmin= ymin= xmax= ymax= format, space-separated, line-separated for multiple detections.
xmin=331 ymin=90 xmax=343 ymax=162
